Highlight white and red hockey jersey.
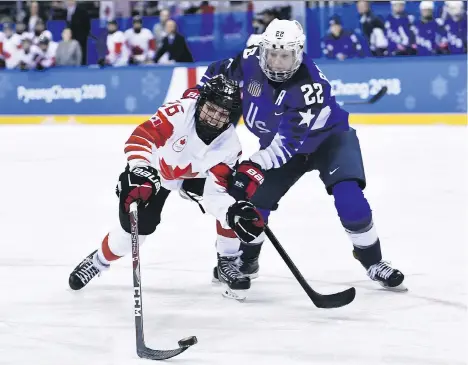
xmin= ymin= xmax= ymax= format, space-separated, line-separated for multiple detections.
xmin=124 ymin=96 xmax=241 ymax=228
xmin=1 ymin=33 xmax=22 ymax=68
xmin=15 ymin=44 xmax=41 ymax=69
xmin=124 ymin=28 xmax=155 ymax=63
xmin=31 ymin=30 xmax=53 ymax=45
xmin=0 ymin=31 xmax=5 ymax=60
xmin=106 ymin=30 xmax=129 ymax=66
xmin=36 ymin=41 xmax=58 ymax=68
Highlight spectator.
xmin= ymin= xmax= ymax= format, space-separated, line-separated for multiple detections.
xmin=64 ymin=0 xmax=91 ymax=65
xmin=15 ymin=21 xmax=29 ymax=38
xmin=385 ymin=0 xmax=417 ymax=56
xmin=411 ymin=1 xmax=448 ymax=56
xmin=0 ymin=28 xmax=5 ymax=68
xmin=103 ymin=19 xmax=129 ymax=67
xmin=32 ymin=19 xmax=53 ymax=45
xmin=24 ymin=1 xmax=45 ymax=33
xmin=36 ymin=35 xmax=58 ymax=70
xmin=124 ymin=15 xmax=156 ymax=65
xmin=16 ymin=35 xmax=40 ymax=70
xmin=356 ymin=0 xmax=388 ymax=57
xmin=154 ymin=19 xmax=193 ymax=63
xmin=322 ymin=16 xmax=366 ymax=61
xmin=55 ymin=27 xmax=82 ymax=66
xmin=198 ymin=1 xmax=215 ymax=14
xmin=1 ymin=23 xmax=20 ymax=69
xmin=256 ymin=9 xmax=278 ymax=34
xmin=153 ymin=8 xmax=170 ymax=50
xmin=442 ymin=1 xmax=467 ymax=54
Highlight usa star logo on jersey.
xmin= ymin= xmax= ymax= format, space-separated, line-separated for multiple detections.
xmin=173 ymin=135 xmax=188 ymax=152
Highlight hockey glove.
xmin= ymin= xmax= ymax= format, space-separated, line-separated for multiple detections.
xmin=226 ymin=200 xmax=264 ymax=243
xmin=117 ymin=165 xmax=161 ymax=212
xmin=229 ymin=161 xmax=264 ymax=201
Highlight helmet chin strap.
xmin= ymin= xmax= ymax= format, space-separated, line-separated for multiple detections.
xmin=195 ymin=120 xmax=227 ymax=144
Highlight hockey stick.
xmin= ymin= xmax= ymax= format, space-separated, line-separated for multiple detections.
xmin=264 ymin=225 xmax=356 ymax=309
xmin=337 ymin=86 xmax=388 ymax=106
xmin=129 ymin=202 xmax=198 ymax=360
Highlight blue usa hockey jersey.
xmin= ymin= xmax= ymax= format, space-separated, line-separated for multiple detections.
xmin=385 ymin=13 xmax=416 ymax=55
xmin=443 ymin=16 xmax=467 ymax=54
xmin=197 ymin=46 xmax=349 ymax=170
xmin=321 ymin=31 xmax=366 ymax=59
xmin=411 ymin=18 xmax=448 ymax=55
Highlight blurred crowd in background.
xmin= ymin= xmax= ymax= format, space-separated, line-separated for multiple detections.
xmin=0 ymin=0 xmax=466 ymax=71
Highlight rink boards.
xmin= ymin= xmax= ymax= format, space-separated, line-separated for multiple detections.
xmin=0 ymin=55 xmax=466 ymax=125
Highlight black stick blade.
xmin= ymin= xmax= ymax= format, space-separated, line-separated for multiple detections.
xmin=368 ymin=86 xmax=388 ymax=104
xmin=137 ymin=345 xmax=190 ymax=360
xmin=311 ymin=287 xmax=356 ymax=309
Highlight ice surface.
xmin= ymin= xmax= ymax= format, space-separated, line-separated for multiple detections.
xmin=0 ymin=124 xmax=466 ymax=365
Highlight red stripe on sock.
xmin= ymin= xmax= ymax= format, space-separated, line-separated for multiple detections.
xmin=101 ymin=234 xmax=121 ymax=261
xmin=216 ymin=220 xmax=237 ymax=238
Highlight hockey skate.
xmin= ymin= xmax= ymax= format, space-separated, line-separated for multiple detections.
xmin=69 ymin=250 xmax=109 ymax=290
xmin=217 ymin=252 xmax=250 ymax=300
xmin=213 ymin=243 xmax=261 ymax=282
xmin=366 ymin=261 xmax=407 ymax=292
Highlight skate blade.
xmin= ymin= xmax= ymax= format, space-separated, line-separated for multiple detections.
xmin=380 ymin=282 xmax=408 ymax=292
xmin=221 ymin=283 xmax=248 ymax=301
xmin=213 ymin=272 xmax=258 ymax=283
xmin=245 ymin=272 xmax=259 ymax=280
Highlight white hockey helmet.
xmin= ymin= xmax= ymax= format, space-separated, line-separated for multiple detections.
xmin=419 ymin=1 xmax=434 ymax=11
xmin=259 ymin=19 xmax=305 ymax=83
xmin=391 ymin=0 xmax=405 ymax=13
xmin=445 ymin=1 xmax=464 ymax=16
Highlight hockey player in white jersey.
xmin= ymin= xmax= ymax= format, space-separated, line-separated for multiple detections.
xmin=104 ymin=20 xmax=129 ymax=66
xmin=69 ymin=75 xmax=265 ymax=300
xmin=124 ymin=15 xmax=156 ymax=64
xmin=36 ymin=35 xmax=58 ymax=70
xmin=16 ymin=35 xmax=41 ymax=70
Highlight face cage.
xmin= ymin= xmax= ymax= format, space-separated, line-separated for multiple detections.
xmin=194 ymin=99 xmax=240 ymax=143
xmin=259 ymin=44 xmax=303 ymax=83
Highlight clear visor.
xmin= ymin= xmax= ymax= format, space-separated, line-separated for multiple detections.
xmin=199 ymin=101 xmax=231 ymax=129
xmin=420 ymin=8 xmax=433 ymax=17
xmin=259 ymin=43 xmax=302 ymax=82
xmin=264 ymin=49 xmax=296 ymax=73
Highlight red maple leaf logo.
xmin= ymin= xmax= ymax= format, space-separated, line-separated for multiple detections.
xmin=159 ymin=158 xmax=199 ymax=180
xmin=180 ymin=139 xmax=186 ymax=145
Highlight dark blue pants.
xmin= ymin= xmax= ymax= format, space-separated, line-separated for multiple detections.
xmin=250 ymin=128 xmax=366 ymax=211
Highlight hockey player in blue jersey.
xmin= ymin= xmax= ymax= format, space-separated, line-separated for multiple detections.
xmin=412 ymin=1 xmax=449 ymax=55
xmin=321 ymin=16 xmax=367 ymax=60
xmin=385 ymin=0 xmax=417 ymax=56
xmin=197 ymin=19 xmax=406 ymax=299
xmin=443 ymin=1 xmax=467 ymax=54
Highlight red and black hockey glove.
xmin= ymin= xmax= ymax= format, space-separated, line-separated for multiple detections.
xmin=116 ymin=165 xmax=161 ymax=212
xmin=229 ymin=161 xmax=264 ymax=201
xmin=226 ymin=200 xmax=265 ymax=243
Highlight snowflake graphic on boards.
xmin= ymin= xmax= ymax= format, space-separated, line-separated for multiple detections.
xmin=431 ymin=75 xmax=448 ymax=100
xmin=448 ymin=64 xmax=460 ymax=78
xmin=455 ymin=88 xmax=467 ymax=112
xmin=125 ymin=95 xmax=137 ymax=112
xmin=141 ymin=72 xmax=161 ymax=100
xmin=404 ymin=95 xmax=416 ymax=110
xmin=110 ymin=74 xmax=120 ymax=88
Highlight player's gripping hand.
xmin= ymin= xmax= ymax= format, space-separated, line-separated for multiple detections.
xmin=226 ymin=201 xmax=264 ymax=243
xmin=116 ymin=165 xmax=161 ymax=212
xmin=229 ymin=161 xmax=264 ymax=201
